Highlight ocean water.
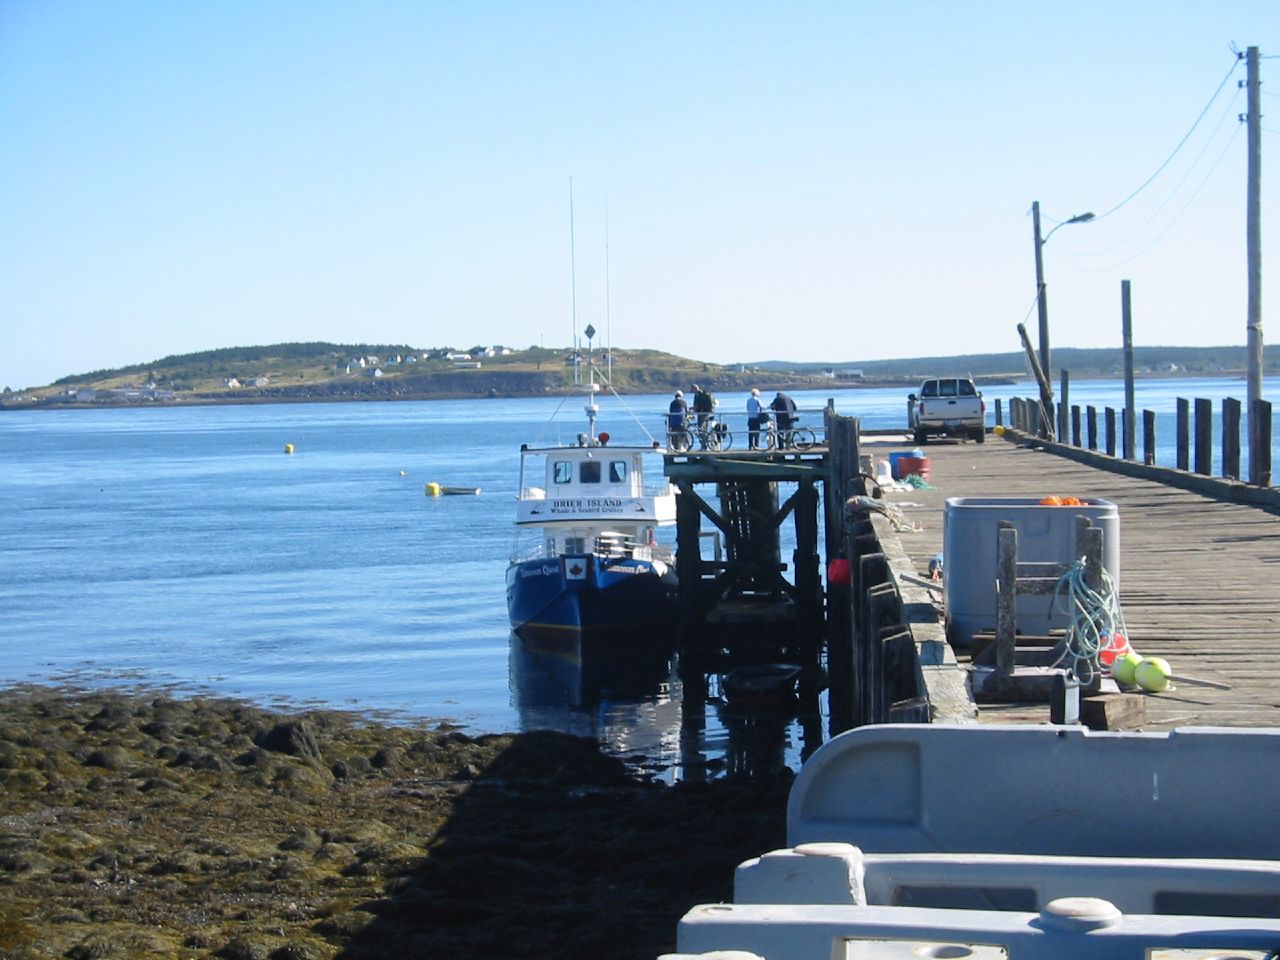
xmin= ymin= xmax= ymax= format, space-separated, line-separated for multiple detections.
xmin=1 ymin=377 xmax=1274 ymax=776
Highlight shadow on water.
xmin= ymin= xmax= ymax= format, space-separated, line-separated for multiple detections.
xmin=507 ymin=631 xmax=826 ymax=782
xmin=331 ymin=724 xmax=793 ymax=960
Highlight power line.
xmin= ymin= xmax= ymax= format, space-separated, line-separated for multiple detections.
xmin=1053 ymin=87 xmax=1242 ymax=259
xmin=1091 ymin=55 xmax=1243 ymax=222
xmin=1065 ymin=122 xmax=1243 ymax=272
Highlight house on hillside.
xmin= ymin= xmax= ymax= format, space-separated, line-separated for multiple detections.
xmin=223 ymin=377 xmax=242 ymax=389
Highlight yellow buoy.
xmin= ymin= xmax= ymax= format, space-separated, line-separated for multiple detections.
xmin=284 ymin=443 xmax=295 ymax=454
xmin=425 ymin=481 xmax=442 ymax=497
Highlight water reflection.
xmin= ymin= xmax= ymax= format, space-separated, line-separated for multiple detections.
xmin=508 ymin=632 xmax=825 ymax=781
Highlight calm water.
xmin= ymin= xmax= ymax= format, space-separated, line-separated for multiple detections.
xmin=1 ymin=377 xmax=1274 ymax=777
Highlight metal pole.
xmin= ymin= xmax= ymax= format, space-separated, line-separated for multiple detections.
xmin=1246 ymin=46 xmax=1264 ymax=484
xmin=1122 ymin=280 xmax=1136 ymax=460
xmin=1032 ymin=201 xmax=1053 ymax=432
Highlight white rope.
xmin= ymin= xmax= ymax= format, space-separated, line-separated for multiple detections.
xmin=1051 ymin=558 xmax=1128 ymax=684
xmin=844 ymin=495 xmax=922 ymax=533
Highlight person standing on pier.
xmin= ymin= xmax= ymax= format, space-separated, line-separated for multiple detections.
xmin=771 ymin=390 xmax=797 ymax=447
xmin=746 ymin=388 xmax=764 ymax=449
xmin=667 ymin=390 xmax=688 ymax=449
xmin=691 ymin=384 xmax=715 ymax=447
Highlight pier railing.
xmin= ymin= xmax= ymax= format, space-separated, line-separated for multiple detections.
xmin=997 ymin=394 xmax=1279 ymax=508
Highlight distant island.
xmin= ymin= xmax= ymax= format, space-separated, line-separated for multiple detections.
xmin=3 ymin=341 xmax=1275 ymax=410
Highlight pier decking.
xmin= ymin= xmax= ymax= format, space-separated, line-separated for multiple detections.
xmin=871 ymin=434 xmax=1280 ymax=729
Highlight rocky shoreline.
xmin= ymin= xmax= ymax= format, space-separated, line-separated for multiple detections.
xmin=0 ymin=685 xmax=790 ymax=960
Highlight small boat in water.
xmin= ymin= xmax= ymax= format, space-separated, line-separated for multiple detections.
xmin=722 ymin=663 xmax=802 ymax=709
xmin=506 ymin=331 xmax=678 ymax=642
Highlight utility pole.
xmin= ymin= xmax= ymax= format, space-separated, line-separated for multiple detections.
xmin=1246 ymin=46 xmax=1264 ymax=484
xmin=1030 ymin=202 xmax=1095 ymax=438
xmin=1122 ymin=280 xmax=1135 ymax=461
xmin=1031 ymin=201 xmax=1054 ymax=434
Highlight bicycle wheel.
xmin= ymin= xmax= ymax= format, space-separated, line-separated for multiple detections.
xmin=705 ymin=429 xmax=722 ymax=452
xmin=718 ymin=430 xmax=733 ymax=451
xmin=791 ymin=428 xmax=817 ymax=451
xmin=760 ymin=428 xmax=776 ymax=451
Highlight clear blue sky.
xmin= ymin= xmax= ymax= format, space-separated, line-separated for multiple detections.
xmin=1 ymin=1 xmax=1277 ymax=390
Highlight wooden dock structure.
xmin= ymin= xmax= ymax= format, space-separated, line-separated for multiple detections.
xmin=870 ymin=433 xmax=1280 ymax=729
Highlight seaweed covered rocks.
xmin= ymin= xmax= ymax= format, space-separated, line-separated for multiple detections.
xmin=0 ymin=686 xmax=790 ymax=960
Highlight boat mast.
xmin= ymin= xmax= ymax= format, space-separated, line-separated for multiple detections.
xmin=583 ymin=323 xmax=599 ymax=441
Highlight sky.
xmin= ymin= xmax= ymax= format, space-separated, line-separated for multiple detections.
xmin=1 ymin=2 xmax=1278 ymax=390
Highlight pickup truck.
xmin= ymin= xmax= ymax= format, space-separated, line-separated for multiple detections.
xmin=908 ymin=377 xmax=986 ymax=444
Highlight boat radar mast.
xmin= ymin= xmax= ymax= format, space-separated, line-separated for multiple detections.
xmin=582 ymin=323 xmax=600 ymax=440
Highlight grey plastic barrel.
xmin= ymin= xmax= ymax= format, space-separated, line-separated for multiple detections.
xmin=942 ymin=496 xmax=1120 ymax=649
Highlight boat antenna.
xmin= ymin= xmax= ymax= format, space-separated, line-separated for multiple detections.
xmin=569 ymin=177 xmax=580 ymax=387
xmin=605 ymin=192 xmax=613 ymax=385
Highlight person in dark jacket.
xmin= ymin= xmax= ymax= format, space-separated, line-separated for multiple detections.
xmin=770 ymin=391 xmax=797 ymax=447
xmin=690 ymin=384 xmax=715 ymax=448
xmin=667 ymin=390 xmax=689 ymax=449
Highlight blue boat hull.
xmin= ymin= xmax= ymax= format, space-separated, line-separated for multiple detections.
xmin=506 ymin=554 xmax=677 ymax=641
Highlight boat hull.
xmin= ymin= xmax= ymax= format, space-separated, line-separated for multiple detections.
xmin=506 ymin=554 xmax=677 ymax=642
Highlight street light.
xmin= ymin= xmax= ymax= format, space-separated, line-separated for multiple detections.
xmin=1031 ymin=201 xmax=1094 ymax=435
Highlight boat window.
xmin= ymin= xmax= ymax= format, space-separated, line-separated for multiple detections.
xmin=609 ymin=461 xmax=627 ymax=483
xmin=580 ymin=461 xmax=602 ymax=483
xmin=564 ymin=537 xmax=586 ymax=554
xmin=553 ymin=461 xmax=572 ymax=484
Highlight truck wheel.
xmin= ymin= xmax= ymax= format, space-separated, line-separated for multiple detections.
xmin=913 ymin=428 xmax=927 ymax=445
xmin=974 ymin=428 xmax=986 ymax=444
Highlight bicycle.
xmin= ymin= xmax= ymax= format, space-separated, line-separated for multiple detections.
xmin=758 ymin=417 xmax=817 ymax=451
xmin=668 ymin=416 xmax=733 ymax=452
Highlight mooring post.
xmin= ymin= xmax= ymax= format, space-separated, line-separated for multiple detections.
xmin=1223 ymin=397 xmax=1242 ymax=480
xmin=1176 ymin=398 xmax=1190 ymax=471
xmin=1253 ymin=398 xmax=1273 ymax=487
xmin=1143 ymin=410 xmax=1156 ymax=466
xmin=1194 ymin=398 xmax=1213 ymax=476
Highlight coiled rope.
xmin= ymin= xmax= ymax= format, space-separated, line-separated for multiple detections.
xmin=1051 ymin=558 xmax=1128 ymax=684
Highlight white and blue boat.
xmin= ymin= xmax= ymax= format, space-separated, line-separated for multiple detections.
xmin=506 ymin=339 xmax=678 ymax=642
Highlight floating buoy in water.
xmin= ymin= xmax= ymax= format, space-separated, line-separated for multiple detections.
xmin=425 ymin=482 xmax=481 ymax=497
xmin=399 ymin=470 xmax=407 ymax=477
xmin=284 ymin=443 xmax=295 ymax=454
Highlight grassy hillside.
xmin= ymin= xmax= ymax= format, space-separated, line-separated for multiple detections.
xmin=11 ymin=342 xmax=780 ymax=405
xmin=7 ymin=341 xmax=1275 ymax=408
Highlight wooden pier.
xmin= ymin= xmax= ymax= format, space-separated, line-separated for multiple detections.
xmin=872 ymin=433 xmax=1280 ymax=729
xmin=664 ymin=444 xmax=829 ymax=667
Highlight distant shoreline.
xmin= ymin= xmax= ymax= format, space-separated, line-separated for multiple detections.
xmin=0 ymin=376 xmax=1050 ymax=412
xmin=4 ymin=369 xmax=1267 ymax=414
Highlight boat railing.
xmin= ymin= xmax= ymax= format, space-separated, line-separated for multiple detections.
xmin=512 ymin=537 xmax=674 ymax=565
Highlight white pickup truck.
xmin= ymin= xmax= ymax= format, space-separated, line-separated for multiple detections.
xmin=908 ymin=377 xmax=986 ymax=444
